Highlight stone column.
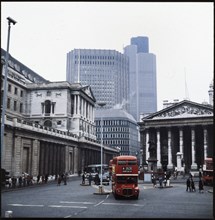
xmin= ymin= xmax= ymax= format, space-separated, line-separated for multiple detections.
xmin=65 ymin=145 xmax=69 ymax=173
xmin=146 ymin=130 xmax=149 ymax=162
xmin=179 ymin=127 xmax=184 ymax=156
xmin=74 ymin=95 xmax=77 ymax=115
xmin=156 ymin=129 xmax=162 ymax=169
xmin=167 ymin=129 xmax=173 ymax=169
xmin=32 ymin=139 xmax=39 ymax=176
xmin=176 ymin=152 xmax=182 ymax=171
xmin=74 ymin=146 xmax=78 ymax=174
xmin=78 ymin=95 xmax=80 ymax=115
xmin=82 ymin=98 xmax=84 ymax=116
xmin=191 ymin=127 xmax=197 ymax=170
xmin=203 ymin=127 xmax=208 ymax=161
xmin=13 ymin=135 xmax=22 ymax=177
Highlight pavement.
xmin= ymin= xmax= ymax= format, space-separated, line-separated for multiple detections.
xmin=141 ymin=174 xmax=214 ymax=193
xmin=2 ymin=174 xmax=213 ymax=194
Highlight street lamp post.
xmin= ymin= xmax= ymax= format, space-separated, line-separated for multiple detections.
xmin=97 ymin=102 xmax=106 ymax=193
xmin=1 ymin=17 xmax=17 ymax=167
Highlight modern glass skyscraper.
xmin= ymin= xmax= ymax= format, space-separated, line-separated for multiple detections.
xmin=131 ymin=36 xmax=149 ymax=53
xmin=124 ymin=36 xmax=157 ymax=121
xmin=66 ymin=49 xmax=129 ymax=110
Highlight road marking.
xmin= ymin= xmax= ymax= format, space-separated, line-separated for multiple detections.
xmin=133 ymin=204 xmax=145 ymax=207
xmin=102 ymin=202 xmax=144 ymax=207
xmin=143 ymin=186 xmax=154 ymax=189
xmin=60 ymin=201 xmax=95 ymax=205
xmin=94 ymin=200 xmax=105 ymax=207
xmin=64 ymin=215 xmax=72 ymax=218
xmin=49 ymin=205 xmax=87 ymax=209
xmin=8 ymin=204 xmax=44 ymax=207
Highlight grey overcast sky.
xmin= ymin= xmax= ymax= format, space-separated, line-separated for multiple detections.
xmin=1 ymin=2 xmax=214 ymax=111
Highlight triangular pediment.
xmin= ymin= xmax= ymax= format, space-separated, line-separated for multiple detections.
xmin=143 ymin=100 xmax=213 ymax=120
xmin=81 ymin=85 xmax=96 ymax=101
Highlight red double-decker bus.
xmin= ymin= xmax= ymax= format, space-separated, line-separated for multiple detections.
xmin=202 ymin=157 xmax=213 ymax=185
xmin=110 ymin=155 xmax=139 ymax=199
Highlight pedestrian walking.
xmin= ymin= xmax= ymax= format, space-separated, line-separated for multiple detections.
xmin=159 ymin=176 xmax=163 ymax=188
xmin=78 ymin=170 xmax=81 ymax=177
xmin=88 ymin=173 xmax=92 ymax=186
xmin=57 ymin=174 xmax=62 ymax=186
xmin=42 ymin=175 xmax=45 ymax=183
xmin=163 ymin=172 xmax=167 ymax=187
xmin=199 ymin=178 xmax=204 ymax=193
xmin=12 ymin=176 xmax=17 ymax=188
xmin=45 ymin=174 xmax=49 ymax=183
xmin=63 ymin=173 xmax=67 ymax=185
xmin=8 ymin=177 xmax=12 ymax=188
xmin=18 ymin=176 xmax=22 ymax=187
xmin=37 ymin=174 xmax=40 ymax=184
xmin=191 ymin=178 xmax=196 ymax=192
xmin=94 ymin=173 xmax=100 ymax=185
xmin=27 ymin=175 xmax=31 ymax=186
xmin=186 ymin=177 xmax=191 ymax=192
xmin=82 ymin=172 xmax=86 ymax=184
xmin=23 ymin=176 xmax=26 ymax=187
xmin=151 ymin=174 xmax=157 ymax=188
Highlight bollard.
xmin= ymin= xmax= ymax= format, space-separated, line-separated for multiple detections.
xmin=98 ymin=185 xmax=103 ymax=193
xmin=167 ymin=179 xmax=170 ymax=186
xmin=5 ymin=210 xmax=13 ymax=218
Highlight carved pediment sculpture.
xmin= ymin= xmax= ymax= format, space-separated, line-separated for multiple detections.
xmin=154 ymin=103 xmax=213 ymax=119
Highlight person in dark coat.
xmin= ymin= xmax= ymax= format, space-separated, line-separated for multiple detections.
xmin=63 ymin=173 xmax=67 ymax=185
xmin=191 ymin=178 xmax=196 ymax=192
xmin=199 ymin=178 xmax=204 ymax=193
xmin=88 ymin=173 xmax=92 ymax=186
xmin=94 ymin=173 xmax=100 ymax=185
xmin=82 ymin=173 xmax=86 ymax=184
xmin=57 ymin=174 xmax=62 ymax=186
xmin=186 ymin=177 xmax=191 ymax=192
xmin=37 ymin=174 xmax=40 ymax=184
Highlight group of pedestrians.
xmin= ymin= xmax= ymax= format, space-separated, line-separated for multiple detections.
xmin=6 ymin=174 xmax=35 ymax=188
xmin=57 ymin=173 xmax=68 ymax=186
xmin=81 ymin=172 xmax=93 ymax=185
xmin=151 ymin=172 xmax=170 ymax=188
xmin=186 ymin=176 xmax=204 ymax=193
xmin=36 ymin=174 xmax=49 ymax=184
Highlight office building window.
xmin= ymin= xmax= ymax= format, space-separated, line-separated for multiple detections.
xmin=20 ymin=103 xmax=23 ymax=113
xmin=14 ymin=100 xmax=17 ymax=111
xmin=14 ymin=87 xmax=18 ymax=95
xmin=8 ymin=84 xmax=11 ymax=92
xmin=7 ymin=98 xmax=10 ymax=109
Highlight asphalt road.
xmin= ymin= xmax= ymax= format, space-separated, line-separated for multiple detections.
xmin=1 ymin=176 xmax=214 ymax=219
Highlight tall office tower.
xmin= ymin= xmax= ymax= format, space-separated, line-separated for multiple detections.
xmin=131 ymin=36 xmax=149 ymax=53
xmin=66 ymin=49 xmax=129 ymax=109
xmin=124 ymin=36 xmax=157 ymax=121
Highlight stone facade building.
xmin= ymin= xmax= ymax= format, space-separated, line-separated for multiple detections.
xmin=138 ymin=100 xmax=213 ymax=172
xmin=1 ymin=48 xmax=119 ymax=177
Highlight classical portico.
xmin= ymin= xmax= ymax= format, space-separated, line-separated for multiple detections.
xmin=138 ymin=100 xmax=213 ymax=172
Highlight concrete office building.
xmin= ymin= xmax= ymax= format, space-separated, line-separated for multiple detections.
xmin=66 ymin=49 xmax=129 ymax=110
xmin=95 ymin=108 xmax=139 ymax=158
xmin=124 ymin=36 xmax=157 ymax=121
